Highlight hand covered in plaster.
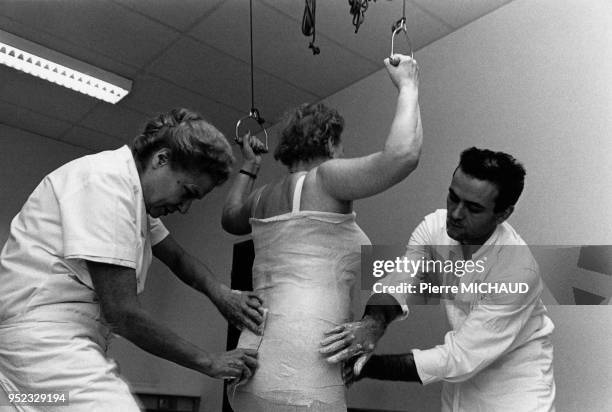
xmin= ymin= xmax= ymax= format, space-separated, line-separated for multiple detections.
xmin=216 ymin=286 xmax=265 ymax=335
xmin=319 ymin=316 xmax=386 ymax=376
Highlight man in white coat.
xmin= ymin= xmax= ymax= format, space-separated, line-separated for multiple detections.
xmin=321 ymin=147 xmax=555 ymax=412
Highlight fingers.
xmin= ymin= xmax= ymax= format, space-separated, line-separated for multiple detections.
xmin=320 ymin=330 xmax=351 ymax=347
xmin=319 ymin=338 xmax=351 ymax=355
xmin=386 ymin=54 xmax=407 ymax=67
xmin=250 ymin=137 xmax=268 ymax=155
xmin=221 ymin=349 xmax=258 ymax=381
xmin=236 ymin=132 xmax=251 ymax=146
xmin=251 ymin=136 xmax=265 ymax=149
xmin=227 ymin=359 xmax=250 ymax=381
xmin=237 ymin=354 xmax=255 ymax=381
xmin=238 ymin=350 xmax=258 ymax=380
xmin=231 ymin=290 xmax=265 ymax=333
xmin=240 ymin=365 xmax=252 ymax=381
xmin=385 ymin=54 xmax=419 ymax=90
xmin=220 ymin=364 xmax=244 ymax=380
xmin=323 ymin=324 xmax=347 ymax=336
xmin=385 ymin=54 xmax=418 ymax=70
xmin=246 ymin=297 xmax=265 ymax=315
xmin=325 ymin=343 xmax=366 ymax=364
xmin=245 ymin=291 xmax=264 ymax=307
xmin=241 ymin=134 xmax=266 ymax=155
xmin=241 ymin=348 xmax=258 ymax=357
xmin=241 ymin=352 xmax=258 ymax=370
xmin=244 ymin=306 xmax=264 ymax=326
xmin=240 ymin=316 xmax=262 ymax=335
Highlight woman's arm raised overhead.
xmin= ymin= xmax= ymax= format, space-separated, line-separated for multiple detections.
xmin=317 ymin=55 xmax=422 ymax=201
xmin=222 ymin=134 xmax=266 ymax=235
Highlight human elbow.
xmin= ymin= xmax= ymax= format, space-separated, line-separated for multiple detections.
xmin=221 ymin=214 xmax=233 ymax=233
xmin=101 ymin=305 xmax=139 ymax=336
xmin=386 ymin=138 xmax=421 ymax=167
xmin=402 ymin=150 xmax=420 ymax=172
xmin=389 ymin=148 xmax=420 ymax=180
xmin=221 ymin=214 xmax=243 ymax=235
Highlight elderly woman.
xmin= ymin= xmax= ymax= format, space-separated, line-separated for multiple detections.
xmin=222 ymin=55 xmax=422 ymax=411
xmin=0 ymin=108 xmax=263 ymax=411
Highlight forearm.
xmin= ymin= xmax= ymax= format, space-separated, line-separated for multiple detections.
xmin=171 ymin=249 xmax=226 ymax=304
xmin=364 ymin=293 xmax=403 ymax=327
xmin=362 ymin=353 xmax=422 ymax=383
xmin=222 ymin=161 xmax=259 ymax=217
xmin=111 ymin=307 xmax=211 ymax=375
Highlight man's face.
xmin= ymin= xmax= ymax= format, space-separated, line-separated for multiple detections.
xmin=446 ymin=167 xmax=509 ymax=245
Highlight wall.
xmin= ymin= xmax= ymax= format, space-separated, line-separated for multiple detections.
xmin=1 ymin=0 xmax=611 ymax=410
xmin=0 ymin=126 xmax=88 ymax=243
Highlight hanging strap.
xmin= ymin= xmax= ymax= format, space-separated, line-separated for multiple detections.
xmin=302 ymin=0 xmax=320 ymax=54
xmin=292 ymin=174 xmax=307 ymax=213
xmin=234 ymin=0 xmax=269 ymax=153
xmin=250 ymin=185 xmax=266 ymax=218
xmin=349 ymin=0 xmax=371 ymax=33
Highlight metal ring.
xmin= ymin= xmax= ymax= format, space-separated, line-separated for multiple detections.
xmin=235 ymin=115 xmax=269 ymax=154
xmin=390 ymin=20 xmax=413 ymax=66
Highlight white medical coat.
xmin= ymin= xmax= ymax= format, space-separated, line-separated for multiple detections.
xmin=382 ymin=209 xmax=555 ymax=412
xmin=0 ymin=145 xmax=168 ymax=411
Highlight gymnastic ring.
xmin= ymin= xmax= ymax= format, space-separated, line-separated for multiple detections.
xmin=390 ymin=18 xmax=413 ymax=66
xmin=235 ymin=115 xmax=269 ymax=154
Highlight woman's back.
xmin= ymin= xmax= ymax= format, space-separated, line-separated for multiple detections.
xmin=229 ymin=173 xmax=370 ymax=411
xmin=252 ymin=169 xmax=352 ymax=219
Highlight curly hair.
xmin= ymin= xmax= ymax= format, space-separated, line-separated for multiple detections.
xmin=274 ymin=103 xmax=344 ymax=167
xmin=132 ymin=108 xmax=235 ymax=185
xmin=457 ymin=147 xmax=526 ymax=212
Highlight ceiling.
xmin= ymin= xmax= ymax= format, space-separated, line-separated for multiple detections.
xmin=0 ymin=0 xmax=512 ymax=152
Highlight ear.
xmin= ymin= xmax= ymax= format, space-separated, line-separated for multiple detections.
xmin=151 ymin=148 xmax=170 ymax=169
xmin=495 ymin=205 xmax=514 ymax=224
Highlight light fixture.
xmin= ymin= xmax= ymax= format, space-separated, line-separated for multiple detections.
xmin=0 ymin=29 xmax=132 ymax=104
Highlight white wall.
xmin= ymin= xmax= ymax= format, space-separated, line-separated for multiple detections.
xmin=1 ymin=0 xmax=611 ymax=410
xmin=0 ymin=126 xmax=88 ymax=243
xmin=326 ymin=0 xmax=612 ymax=247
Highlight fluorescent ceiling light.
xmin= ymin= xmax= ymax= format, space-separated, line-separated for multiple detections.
xmin=0 ymin=29 xmax=132 ymax=104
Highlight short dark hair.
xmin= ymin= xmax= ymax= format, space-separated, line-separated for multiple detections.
xmin=132 ymin=108 xmax=234 ymax=185
xmin=457 ymin=147 xmax=526 ymax=212
xmin=274 ymin=103 xmax=344 ymax=167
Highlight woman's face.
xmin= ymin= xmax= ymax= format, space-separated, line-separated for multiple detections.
xmin=141 ymin=149 xmax=215 ymax=218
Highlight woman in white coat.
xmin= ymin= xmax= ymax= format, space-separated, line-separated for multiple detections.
xmin=0 ymin=108 xmax=264 ymax=411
